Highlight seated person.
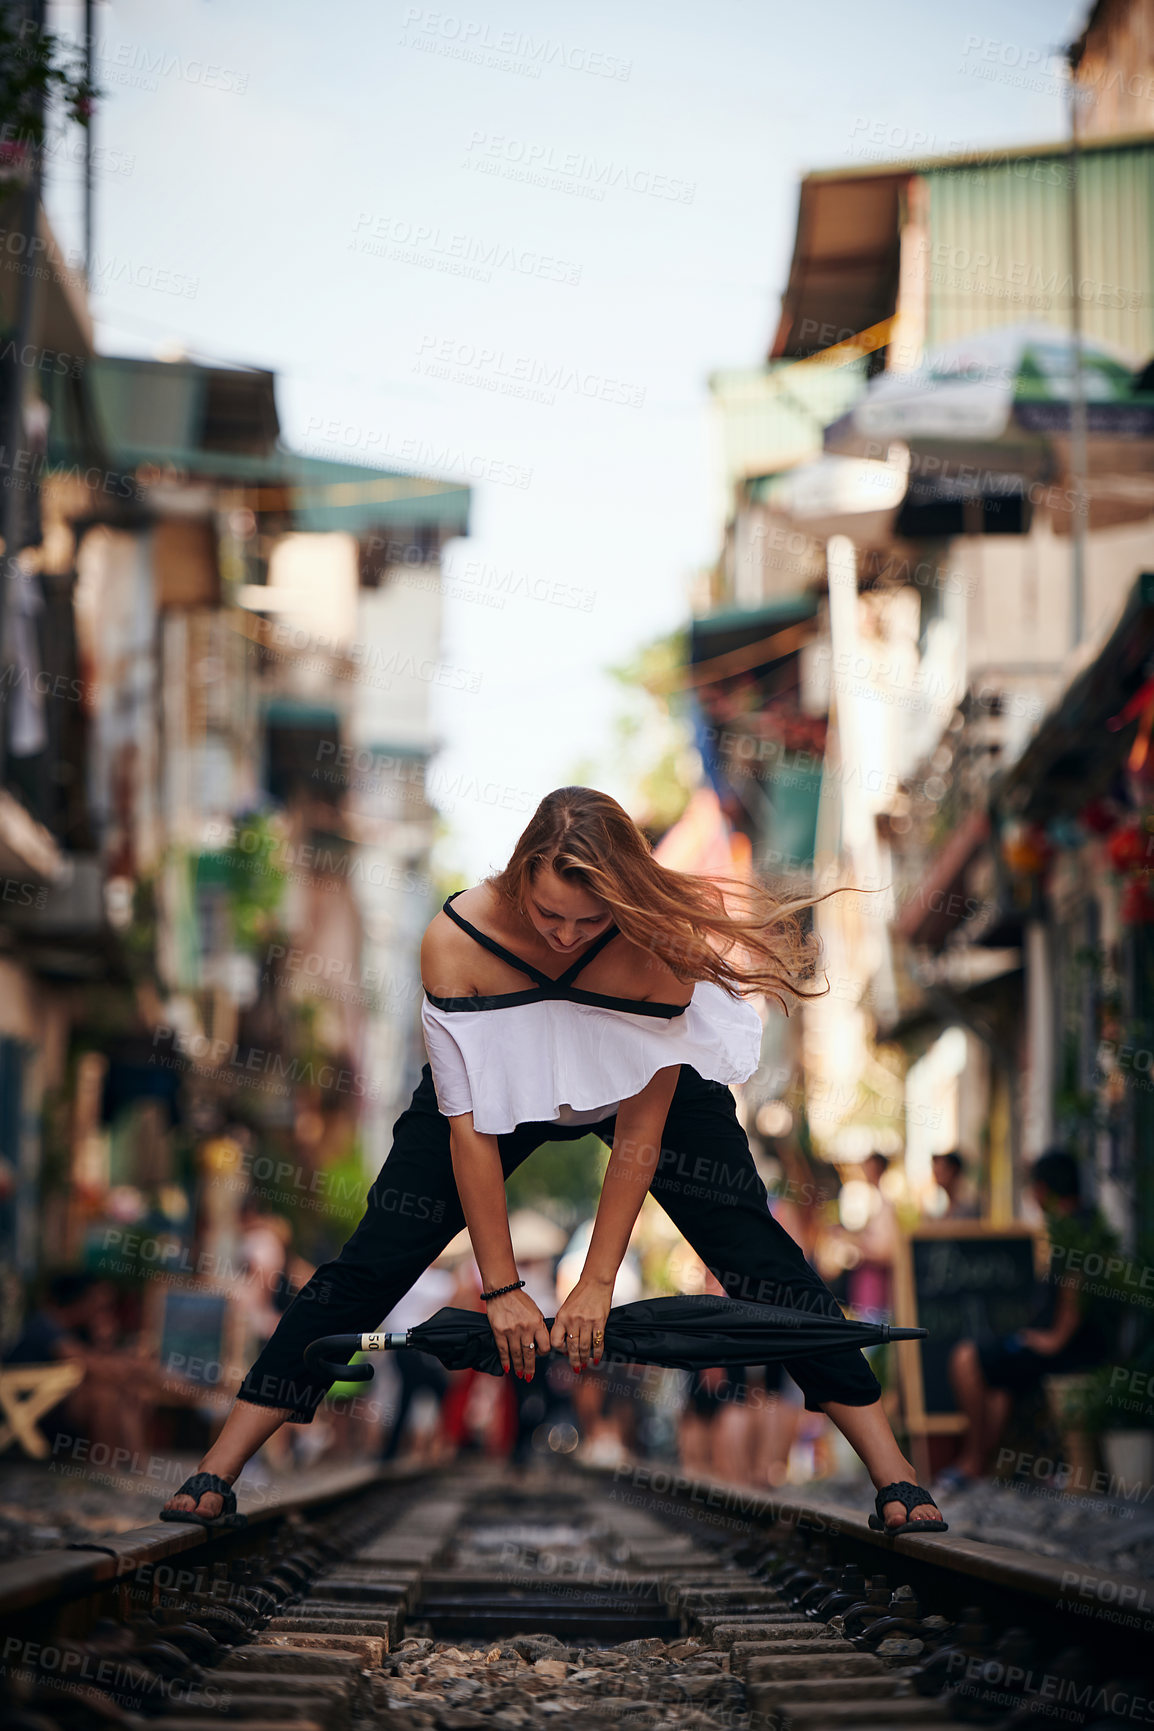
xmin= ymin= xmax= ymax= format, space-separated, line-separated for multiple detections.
xmin=4 ymin=1273 xmax=152 ymax=1458
xmin=942 ymin=1148 xmax=1120 ymax=1488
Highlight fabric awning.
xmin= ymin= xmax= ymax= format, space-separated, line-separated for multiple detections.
xmin=894 ymin=808 xmax=991 ymax=945
xmin=690 ymin=594 xmax=818 ymax=659
xmin=993 ymin=569 xmax=1154 ymax=824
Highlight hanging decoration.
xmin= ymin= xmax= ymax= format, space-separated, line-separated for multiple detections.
xmin=1107 ymin=673 xmax=1154 ymax=801
xmin=1079 ymin=794 xmax=1124 ymax=837
xmin=1105 ymin=815 xmax=1154 ymax=876
xmin=1000 ymin=819 xmax=1052 ymax=878
xmin=1104 ymin=810 xmax=1154 ymax=925
xmin=1119 ymin=876 xmax=1154 ymax=925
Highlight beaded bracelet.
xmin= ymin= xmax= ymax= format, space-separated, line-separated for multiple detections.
xmin=480 ymin=1278 xmax=525 ymax=1302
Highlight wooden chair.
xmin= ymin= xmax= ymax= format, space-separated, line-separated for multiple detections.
xmin=0 ymin=1361 xmax=84 ymax=1458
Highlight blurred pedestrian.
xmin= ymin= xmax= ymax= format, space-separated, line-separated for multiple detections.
xmin=941 ymin=1148 xmax=1121 ymax=1488
xmin=931 ymin=1151 xmax=980 ymax=1220
xmin=757 ymin=1154 xmax=835 ymax=1484
xmin=237 ymin=1201 xmax=295 ymax=1344
xmin=379 ymin=1264 xmax=454 ymax=1462
xmin=673 ymin=1260 xmax=799 ymax=1488
xmin=558 ymin=1217 xmax=643 ymax=1464
xmin=234 ymin=1203 xmax=297 ymax=1472
xmin=510 ymin=1253 xmax=562 ymax=1464
xmin=843 ymin=1153 xmax=900 ymax=1321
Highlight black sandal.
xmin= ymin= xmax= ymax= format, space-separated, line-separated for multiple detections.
xmin=869 ymin=1480 xmax=949 ymax=1533
xmin=159 ymin=1471 xmax=247 ymax=1529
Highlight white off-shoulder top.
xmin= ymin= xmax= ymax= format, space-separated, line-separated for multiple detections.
xmin=421 ymin=891 xmax=764 ymax=1135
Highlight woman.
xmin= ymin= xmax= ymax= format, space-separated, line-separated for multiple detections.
xmin=162 ymin=788 xmax=946 ymax=1534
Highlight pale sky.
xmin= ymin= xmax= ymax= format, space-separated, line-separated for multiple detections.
xmin=44 ymin=0 xmax=1084 ymax=881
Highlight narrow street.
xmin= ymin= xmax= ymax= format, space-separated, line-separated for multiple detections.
xmin=1 ymin=6 xmax=1153 ymax=1728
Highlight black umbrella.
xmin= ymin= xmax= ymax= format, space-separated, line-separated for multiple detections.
xmin=303 ymin=1294 xmax=926 ymax=1383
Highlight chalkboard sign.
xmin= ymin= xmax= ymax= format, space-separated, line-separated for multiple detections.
xmin=893 ymin=1224 xmax=1042 ymax=1433
xmin=155 ymin=1289 xmax=231 ymax=1388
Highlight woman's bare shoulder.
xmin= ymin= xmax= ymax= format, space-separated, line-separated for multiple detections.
xmin=603 ymin=934 xmax=696 ymax=1006
xmin=420 ymin=909 xmax=479 ymax=996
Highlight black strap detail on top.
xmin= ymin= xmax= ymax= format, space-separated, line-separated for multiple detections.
xmin=433 ymin=891 xmax=688 ymax=1018
xmin=442 ymin=889 xmax=620 ymax=989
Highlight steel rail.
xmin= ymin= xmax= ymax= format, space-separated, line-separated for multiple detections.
xmin=0 ymin=1460 xmax=409 ymax=1618
xmin=1 ymin=1456 xmax=1149 ymax=1731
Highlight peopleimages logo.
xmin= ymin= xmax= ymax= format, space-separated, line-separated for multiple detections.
xmin=463 ymin=131 xmax=695 ymax=204
xmin=398 ymin=9 xmax=632 ymax=81
xmin=413 ymin=335 xmax=646 ymax=409
xmin=350 ymin=214 xmax=582 ymax=287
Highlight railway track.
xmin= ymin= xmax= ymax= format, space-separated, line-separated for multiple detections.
xmin=1 ymin=1456 xmax=1150 ymax=1731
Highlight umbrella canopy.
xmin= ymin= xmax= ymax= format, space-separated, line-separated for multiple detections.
xmin=823 ymin=322 xmax=1154 ymax=473
xmin=303 ymin=1294 xmax=926 ymax=1383
xmin=755 ymin=451 xmax=911 ymax=549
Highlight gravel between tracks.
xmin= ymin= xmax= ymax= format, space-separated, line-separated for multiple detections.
xmin=372 ymin=1632 xmax=747 ymax=1730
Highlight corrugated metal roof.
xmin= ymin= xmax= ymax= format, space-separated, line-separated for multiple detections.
xmin=925 ymin=141 xmax=1154 ymax=356
xmin=710 ymin=359 xmax=868 ymax=498
xmin=771 ymin=175 xmax=904 ymax=358
xmin=803 ymin=128 xmax=1154 ymax=183
xmin=48 ymin=355 xmax=471 ymax=538
xmin=772 ymin=135 xmax=1154 ymax=363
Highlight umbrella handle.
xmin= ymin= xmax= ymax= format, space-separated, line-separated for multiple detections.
xmin=303 ymin=1331 xmax=410 ymax=1382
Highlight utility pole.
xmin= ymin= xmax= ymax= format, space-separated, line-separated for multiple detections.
xmin=84 ymin=0 xmax=93 ymax=281
xmin=1066 ymin=48 xmax=1089 ymax=652
xmin=0 ymin=0 xmax=48 ymax=789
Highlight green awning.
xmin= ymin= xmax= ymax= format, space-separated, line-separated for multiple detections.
xmin=690 ymin=594 xmax=818 ymax=667
xmin=262 ymin=699 xmax=341 ymax=729
xmin=46 ymin=355 xmax=471 ymax=541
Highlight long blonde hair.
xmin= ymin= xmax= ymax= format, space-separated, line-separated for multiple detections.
xmin=487 ymin=786 xmax=830 ymax=1012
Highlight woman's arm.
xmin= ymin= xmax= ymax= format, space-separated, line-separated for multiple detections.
xmin=551 ymin=1064 xmax=681 ymax=1371
xmin=447 ymin=1116 xmax=517 ymax=1291
xmin=448 ymin=1115 xmax=551 ymax=1377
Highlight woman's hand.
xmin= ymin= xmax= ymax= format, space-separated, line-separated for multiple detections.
xmin=486 ymin=1289 xmax=550 ymax=1379
xmin=551 ymin=1275 xmax=613 ymax=1371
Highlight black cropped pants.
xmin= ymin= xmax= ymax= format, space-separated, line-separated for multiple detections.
xmin=237 ymin=1064 xmax=881 ymax=1420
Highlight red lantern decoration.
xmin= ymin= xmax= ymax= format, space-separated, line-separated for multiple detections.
xmin=1080 ymin=796 xmax=1120 ymax=836
xmin=1120 ymin=876 xmax=1154 ymax=924
xmin=1106 ymin=819 xmax=1154 ymax=875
